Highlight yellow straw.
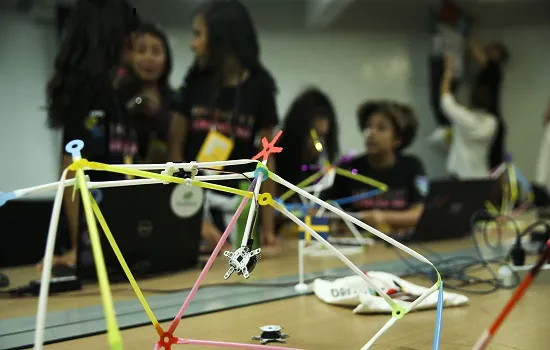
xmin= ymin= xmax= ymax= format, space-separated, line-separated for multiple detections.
xmin=71 ymin=160 xmax=253 ymax=199
xmin=484 ymin=201 xmax=499 ymax=217
xmin=334 ymin=167 xmax=388 ymax=192
xmin=279 ymin=170 xmax=324 ymax=201
xmin=310 ymin=129 xmax=323 ymax=152
xmin=193 ymin=180 xmax=253 ymax=198
xmin=76 ymin=170 xmax=122 ymax=350
xmin=508 ymin=165 xmax=518 ymax=214
xmin=91 ymin=199 xmax=163 ymax=337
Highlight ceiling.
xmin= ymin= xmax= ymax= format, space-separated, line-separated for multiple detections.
xmin=3 ymin=0 xmax=550 ymax=30
xmin=133 ymin=0 xmax=550 ymax=30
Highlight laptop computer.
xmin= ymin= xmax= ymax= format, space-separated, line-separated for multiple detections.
xmin=411 ymin=178 xmax=499 ymax=242
xmin=76 ymin=183 xmax=204 ymax=281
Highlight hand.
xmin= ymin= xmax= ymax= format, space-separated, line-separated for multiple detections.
xmin=262 ymin=231 xmax=279 ymax=247
xmin=201 ymin=220 xmax=230 ymax=250
xmin=128 ymin=90 xmax=161 ymax=115
xmin=443 ymin=53 xmax=454 ymax=77
xmin=140 ymin=90 xmax=161 ymax=111
xmin=36 ymin=248 xmax=76 ymax=271
xmin=307 ymin=207 xmax=319 ymax=216
xmin=360 ymin=210 xmax=385 ymax=227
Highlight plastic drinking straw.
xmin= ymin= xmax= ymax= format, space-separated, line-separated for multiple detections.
xmin=334 ymin=167 xmax=388 ymax=191
xmin=91 ymin=198 xmax=163 ymax=336
xmin=177 ymin=338 xmax=303 ymax=349
xmin=279 ymin=170 xmax=324 ymax=201
xmin=33 ymin=169 xmax=68 ymax=350
xmin=432 ymin=281 xmax=444 ymax=350
xmin=473 ymin=240 xmax=550 ymax=350
xmin=75 ymin=172 xmax=122 ymax=349
xmin=166 ymin=179 xmax=256 ymax=334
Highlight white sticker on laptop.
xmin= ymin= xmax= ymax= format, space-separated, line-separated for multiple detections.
xmin=170 ymin=184 xmax=204 ymax=218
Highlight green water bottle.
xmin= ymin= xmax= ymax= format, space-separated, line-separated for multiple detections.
xmin=234 ymin=181 xmax=260 ymax=250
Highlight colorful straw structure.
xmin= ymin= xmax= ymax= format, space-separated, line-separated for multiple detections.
xmin=0 ymin=134 xmax=444 ymax=350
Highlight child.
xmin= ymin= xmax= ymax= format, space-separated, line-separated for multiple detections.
xmin=440 ymin=54 xmax=497 ymax=179
xmin=327 ymin=101 xmax=426 ymax=231
xmin=276 ymin=87 xmax=339 ymax=197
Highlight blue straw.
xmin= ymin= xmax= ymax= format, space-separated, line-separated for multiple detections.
xmin=432 ymin=281 xmax=444 ymax=350
xmin=333 ymin=189 xmax=381 ymax=206
xmin=276 ymin=189 xmax=381 ymax=212
xmin=0 ymin=191 xmax=15 ymax=207
xmin=514 ymin=166 xmax=532 ymax=193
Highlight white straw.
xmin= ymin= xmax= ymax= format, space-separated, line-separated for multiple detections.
xmin=33 ymin=169 xmax=69 ymax=350
xmin=240 ymin=163 xmax=266 ymax=245
xmin=272 ymin=173 xmax=433 ymax=266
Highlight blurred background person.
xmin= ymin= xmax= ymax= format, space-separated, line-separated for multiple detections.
xmin=118 ymin=22 xmax=175 ymax=164
xmin=39 ymin=0 xmax=140 ymax=270
xmin=327 ymin=101 xmax=426 ymax=232
xmin=469 ymin=38 xmax=510 ymax=169
xmin=441 ymin=54 xmax=497 ymax=179
xmin=169 ymin=0 xmax=280 ymax=250
xmin=275 ymin=87 xmax=339 ymax=198
xmin=536 ymin=98 xmax=550 ymax=192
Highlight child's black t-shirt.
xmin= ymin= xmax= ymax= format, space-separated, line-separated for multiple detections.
xmin=326 ymin=154 xmax=427 ymax=212
xmin=61 ymin=83 xmax=138 ymax=181
xmin=119 ymin=89 xmax=177 ymax=163
xmin=476 ymin=61 xmax=503 ymax=117
xmin=176 ymin=73 xmax=279 ymax=191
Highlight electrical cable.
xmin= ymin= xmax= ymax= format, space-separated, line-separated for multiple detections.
xmin=389 ymin=210 xmax=550 ymax=295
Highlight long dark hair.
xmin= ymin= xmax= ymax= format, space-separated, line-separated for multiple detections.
xmin=357 ymin=100 xmax=418 ymax=151
xmin=471 ymin=85 xmax=492 ymax=112
xmin=46 ymin=0 xmax=139 ymax=128
xmin=118 ymin=22 xmax=173 ymax=101
xmin=277 ymin=88 xmax=339 ymax=180
xmin=183 ymin=0 xmax=276 ymax=93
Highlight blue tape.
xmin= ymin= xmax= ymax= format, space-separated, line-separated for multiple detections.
xmin=277 ymin=190 xmax=380 ymax=212
xmin=282 ymin=202 xmax=309 ymax=211
xmin=432 ymin=281 xmax=444 ymax=350
xmin=65 ymin=139 xmax=84 ymax=159
xmin=253 ymin=165 xmax=269 ymax=182
xmin=0 ymin=192 xmax=15 ymax=207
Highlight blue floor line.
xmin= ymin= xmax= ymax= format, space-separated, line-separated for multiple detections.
xmin=0 ymin=246 xmax=500 ymax=350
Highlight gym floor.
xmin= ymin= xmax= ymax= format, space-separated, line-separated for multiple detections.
xmin=1 ymin=228 xmax=549 ymax=350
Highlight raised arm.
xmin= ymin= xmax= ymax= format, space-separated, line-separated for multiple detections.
xmin=440 ymin=54 xmax=478 ymax=129
xmin=468 ymin=38 xmax=488 ymax=67
xmin=440 ymin=54 xmax=454 ymax=96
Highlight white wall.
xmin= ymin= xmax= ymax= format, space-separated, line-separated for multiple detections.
xmin=167 ymin=27 xmax=445 ymax=179
xmin=1 ymin=1 xmax=548 ymax=199
xmin=477 ymin=26 xmax=550 ymax=180
xmin=169 ymin=29 xmax=440 ymax=167
xmin=0 ymin=12 xmax=61 ymax=198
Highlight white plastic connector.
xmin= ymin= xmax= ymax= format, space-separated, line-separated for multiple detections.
xmin=498 ymin=264 xmax=550 ymax=288
xmin=294 ymin=283 xmax=309 ymax=294
xmin=189 ymin=161 xmax=198 ymax=179
xmin=161 ymin=162 xmax=176 ymax=184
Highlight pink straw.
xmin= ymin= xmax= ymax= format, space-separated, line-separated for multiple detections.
xmin=167 ymin=180 xmax=256 ymax=334
xmin=178 ymin=338 xmax=303 ymax=349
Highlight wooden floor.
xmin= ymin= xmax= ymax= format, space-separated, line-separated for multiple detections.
xmin=2 ymin=231 xmax=549 ymax=350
